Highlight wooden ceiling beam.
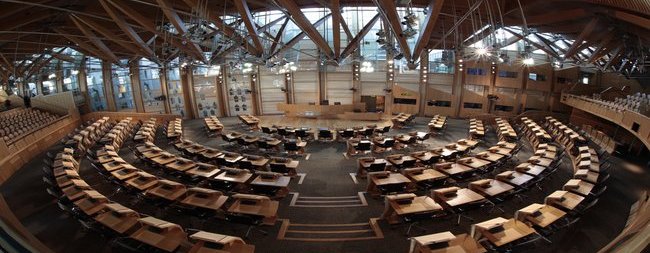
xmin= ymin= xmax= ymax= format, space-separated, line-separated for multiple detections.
xmin=603 ymin=46 xmax=623 ymax=70
xmin=340 ymin=13 xmax=380 ymax=61
xmin=52 ymin=28 xmax=112 ymax=63
xmin=153 ymin=0 xmax=207 ymax=62
xmin=0 ymin=0 xmax=52 ymax=20
xmin=182 ymin=0 xmax=258 ymax=56
xmin=269 ymin=14 xmax=332 ymax=60
xmin=0 ymin=53 xmax=15 ymax=73
xmin=506 ymin=8 xmax=589 ymax=26
xmin=587 ymin=32 xmax=617 ymax=63
xmin=607 ymin=10 xmax=650 ymax=29
xmin=98 ymin=0 xmax=156 ymax=60
xmin=69 ymin=16 xmax=119 ymax=63
xmin=413 ymin=0 xmax=445 ymax=60
xmin=332 ymin=0 xmax=341 ymax=58
xmin=502 ymin=28 xmax=561 ymax=59
xmin=26 ymin=48 xmax=65 ymax=80
xmin=276 ymin=0 xmax=334 ymax=59
xmin=373 ymin=0 xmax=412 ymax=62
xmin=233 ymin=0 xmax=263 ymax=57
xmin=269 ymin=18 xmax=289 ymax=56
xmin=72 ymin=15 xmax=140 ymax=55
xmin=564 ymin=17 xmax=600 ymax=59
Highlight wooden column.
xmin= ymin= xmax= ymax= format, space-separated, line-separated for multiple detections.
xmin=101 ymin=60 xmax=117 ymax=111
xmin=352 ymin=60 xmax=361 ymax=104
xmin=250 ymin=71 xmax=261 ymax=116
xmin=285 ymin=72 xmax=293 ymax=104
xmin=158 ymin=67 xmax=171 ymax=114
xmin=418 ymin=52 xmax=429 ymax=116
xmin=129 ymin=60 xmax=145 ymax=112
xmin=453 ymin=52 xmax=463 ymax=117
xmin=77 ymin=57 xmax=91 ymax=113
xmin=216 ymin=69 xmax=227 ymax=116
xmin=385 ymin=58 xmax=395 ymax=115
xmin=180 ymin=66 xmax=196 ymax=119
xmin=55 ymin=62 xmax=64 ymax=93
xmin=318 ymin=61 xmax=327 ymax=103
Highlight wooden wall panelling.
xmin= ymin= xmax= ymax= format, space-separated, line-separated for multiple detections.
xmin=293 ymin=71 xmax=319 ymax=104
xmin=526 ymin=63 xmax=553 ymax=92
xmin=259 ymin=69 xmax=287 ymax=115
xmin=325 ymin=69 xmax=353 ymax=105
xmin=391 ymin=84 xmax=419 ymax=114
xmin=553 ymin=66 xmax=580 ymax=93
xmin=495 ymin=63 xmax=524 ymax=89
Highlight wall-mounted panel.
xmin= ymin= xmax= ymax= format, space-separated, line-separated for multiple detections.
xmin=293 ymin=71 xmax=318 ymax=104
xmin=495 ymin=63 xmax=523 ymax=89
xmin=326 ymin=72 xmax=353 ymax=104
xmin=526 ymin=63 xmax=553 ymax=92
xmin=259 ymin=70 xmax=287 ymax=114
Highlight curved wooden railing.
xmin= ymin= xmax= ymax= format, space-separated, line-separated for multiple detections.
xmin=561 ymin=93 xmax=650 ymax=149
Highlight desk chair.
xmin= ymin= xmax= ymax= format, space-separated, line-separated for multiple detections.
xmin=277 ymin=128 xmax=290 ymax=138
xmin=295 ymin=129 xmax=311 ymax=140
xmin=238 ymin=160 xmax=254 ymax=171
xmin=367 ymin=162 xmax=387 ymax=173
xmin=222 ymin=134 xmax=238 ymax=146
xmin=374 ymin=126 xmax=391 ymax=136
xmin=415 ymin=132 xmax=430 ymax=144
xmin=402 ymin=211 xmax=440 ymax=236
xmin=256 ymin=140 xmax=272 ymax=152
xmin=374 ymin=139 xmax=396 ymax=154
xmin=356 ymin=141 xmax=372 ymax=154
xmin=377 ymin=183 xmax=407 ymax=195
xmin=270 ymin=163 xmax=290 ymax=175
xmin=225 ymin=213 xmax=268 ymax=238
xmin=207 ymin=179 xmax=236 ymax=193
xmin=261 ymin=126 xmax=277 ymax=135
xmin=284 ymin=141 xmax=304 ymax=156
xmin=402 ymin=159 xmax=417 ymax=168
xmin=236 ymin=138 xmax=250 ymax=149
xmin=317 ymin=129 xmax=334 ymax=141
xmin=251 ymin=184 xmax=280 ymax=197
xmin=339 ymin=129 xmax=355 ymax=140
xmin=361 ymin=128 xmax=375 ymax=138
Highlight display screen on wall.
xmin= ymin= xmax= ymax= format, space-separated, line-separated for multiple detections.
xmin=528 ymin=73 xmax=546 ymax=81
xmin=495 ymin=105 xmax=514 ymax=111
xmin=467 ymin=68 xmax=485 ymax=75
xmin=393 ymin=98 xmax=417 ymax=105
xmin=498 ymin=71 xmax=518 ymax=78
xmin=427 ymin=100 xmax=451 ymax=107
xmin=463 ymin=102 xmax=483 ymax=109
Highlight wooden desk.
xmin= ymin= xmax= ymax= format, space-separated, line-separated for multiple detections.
xmin=150 ymin=153 xmax=177 ymax=165
xmin=382 ymin=194 xmax=443 ymax=224
xmin=573 ymin=169 xmax=600 ymax=184
xmin=367 ymin=172 xmax=412 ymax=195
xmin=563 ymin=179 xmax=595 ymax=196
xmin=94 ymin=203 xmax=140 ymax=234
xmin=487 ymin=147 xmax=513 ymax=156
xmin=434 ymin=162 xmax=475 ymax=177
xmin=185 ymin=164 xmax=221 ymax=179
xmin=62 ymin=180 xmax=91 ymax=201
xmin=227 ymin=194 xmax=279 ymax=225
xmin=495 ymin=171 xmax=534 ymax=187
xmin=471 ymin=217 xmax=535 ymax=247
xmin=73 ymin=190 xmax=108 ymax=216
xmin=515 ymin=163 xmax=546 ymax=176
xmin=102 ymin=159 xmax=128 ymax=172
xmin=180 ymin=187 xmax=229 ymax=211
xmin=130 ymin=217 xmax=187 ymax=252
xmin=199 ymin=148 xmax=223 ymax=160
xmin=469 ymin=179 xmax=514 ymax=198
xmin=188 ymin=231 xmax=252 ymax=253
xmin=111 ymin=166 xmax=140 ymax=181
xmin=527 ymin=156 xmax=553 ymax=167
xmin=56 ymin=174 xmax=80 ymax=188
xmin=241 ymin=156 xmax=269 ymax=168
xmin=125 ymin=172 xmax=159 ymax=191
xmin=213 ymin=169 xmax=253 ymax=184
xmin=410 ymin=151 xmax=440 ymax=164
xmin=457 ymin=157 xmax=492 ymax=170
xmin=475 ymin=152 xmax=504 ymax=163
xmin=545 ymin=190 xmax=585 ymax=211
xmin=250 ymin=174 xmax=291 ymax=188
xmin=432 ymin=187 xmax=485 ymax=208
xmin=403 ymin=168 xmax=447 ymax=183
xmin=146 ymin=180 xmax=188 ymax=201
xmin=386 ymin=155 xmax=417 ymax=168
xmin=165 ymin=158 xmax=197 ymax=172
xmin=516 ymin=203 xmax=566 ymax=228
xmin=410 ymin=232 xmax=486 ymax=253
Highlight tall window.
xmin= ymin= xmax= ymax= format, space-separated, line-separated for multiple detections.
xmin=139 ymin=58 xmax=165 ymax=113
xmin=86 ymin=57 xmax=107 ymax=111
xmin=62 ymin=62 xmax=82 ymax=104
xmin=41 ymin=71 xmax=57 ymax=95
xmin=193 ymin=66 xmax=221 ymax=118
xmin=167 ymin=58 xmax=186 ymax=117
xmin=112 ymin=62 xmax=135 ymax=111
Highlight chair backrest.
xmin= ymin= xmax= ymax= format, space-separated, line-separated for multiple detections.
xmin=262 ymin=127 xmax=271 ymax=134
xmin=270 ymin=163 xmax=289 ymax=173
xmin=284 ymin=142 xmax=298 ymax=150
xmin=368 ymin=162 xmax=386 ymax=172
xmin=358 ymin=142 xmax=371 ymax=150
xmin=319 ymin=130 xmax=332 ymax=138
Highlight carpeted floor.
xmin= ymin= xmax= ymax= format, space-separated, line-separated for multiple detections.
xmin=1 ymin=116 xmax=647 ymax=253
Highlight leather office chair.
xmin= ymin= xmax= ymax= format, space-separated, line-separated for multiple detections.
xmin=356 ymin=141 xmax=372 ymax=154
xmin=339 ymin=129 xmax=355 ymax=140
xmin=377 ymin=183 xmax=407 ymax=195
xmin=402 ymin=159 xmax=417 ymax=168
xmin=261 ymin=126 xmax=276 ymax=135
xmin=207 ymin=179 xmax=235 ymax=192
xmin=402 ymin=211 xmax=437 ymax=236
xmin=367 ymin=162 xmax=387 ymax=173
xmin=361 ymin=128 xmax=375 ymax=138
xmin=270 ymin=163 xmax=290 ymax=174
xmin=225 ymin=213 xmax=268 ymax=238
xmin=277 ymin=128 xmax=290 ymax=138
xmin=284 ymin=141 xmax=303 ymax=156
xmin=238 ymin=160 xmax=254 ymax=171
xmin=318 ymin=129 xmax=333 ymax=141
xmin=295 ymin=129 xmax=311 ymax=140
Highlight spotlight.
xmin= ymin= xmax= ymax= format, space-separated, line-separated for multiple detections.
xmin=522 ymin=57 xmax=534 ymax=65
xmin=475 ymin=48 xmax=487 ymax=56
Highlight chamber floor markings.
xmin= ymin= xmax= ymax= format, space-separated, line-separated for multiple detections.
xmin=349 ymin=173 xmax=359 ymax=184
xmin=289 ymin=192 xmax=367 ymax=207
xmin=277 ymin=218 xmax=383 ymax=242
xmin=297 ymin=173 xmax=306 ymax=184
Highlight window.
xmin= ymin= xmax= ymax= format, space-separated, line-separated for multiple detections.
xmin=632 ymin=122 xmax=640 ymax=132
xmin=86 ymin=57 xmax=107 ymax=111
xmin=556 ymin=77 xmax=572 ymax=84
xmin=139 ymin=59 xmax=165 ymax=113
xmin=427 ymin=100 xmax=451 ymax=107
xmin=495 ymin=105 xmax=514 ymax=112
xmin=112 ymin=62 xmax=135 ymax=112
xmin=467 ymin=68 xmax=485 ymax=75
xmin=528 ymin=73 xmax=546 ymax=81
xmin=463 ymin=102 xmax=483 ymax=109
xmin=498 ymin=71 xmax=518 ymax=78
xmin=393 ymin=98 xmax=417 ymax=105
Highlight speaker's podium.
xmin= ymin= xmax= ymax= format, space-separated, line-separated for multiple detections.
xmin=276 ymin=102 xmax=382 ymax=121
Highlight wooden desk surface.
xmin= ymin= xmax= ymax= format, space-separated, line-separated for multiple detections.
xmin=250 ymin=175 xmax=291 ymax=187
xmin=111 ymin=167 xmax=140 ymax=181
xmin=389 ymin=196 xmax=443 ymax=215
xmin=528 ymin=156 xmax=553 ymax=167
xmin=435 ymin=163 xmax=474 ymax=176
xmin=146 ymin=181 xmax=188 ymax=201
xmin=411 ymin=151 xmax=440 ymax=162
xmin=472 ymin=217 xmax=535 ymax=247
xmin=457 ymin=157 xmax=492 ymax=169
xmin=125 ymin=173 xmax=159 ymax=191
xmin=213 ymin=170 xmax=253 ymax=184
xmin=411 ymin=233 xmax=486 ymax=253
xmin=469 ymin=179 xmax=514 ymax=197
xmin=150 ymin=153 xmax=177 ymax=165
xmin=180 ymin=188 xmax=229 ymax=211
xmin=242 ymin=157 xmax=270 ymax=167
xmin=435 ymin=188 xmax=485 ymax=208
xmin=74 ymin=191 xmax=108 ymax=216
xmin=200 ymin=148 xmax=223 ymax=159
xmin=475 ymin=152 xmax=504 ymax=162
xmin=573 ymin=169 xmax=600 ymax=184
xmin=130 ymin=217 xmax=185 ymax=252
xmin=515 ymin=163 xmax=546 ymax=176
xmin=387 ymin=155 xmax=417 ymax=166
xmin=516 ymin=204 xmax=566 ymax=228
xmin=186 ymin=166 xmax=222 ymax=178
xmin=496 ymin=171 xmax=534 ymax=187
xmin=545 ymin=191 xmax=585 ymax=211
xmin=405 ymin=169 xmax=447 ymax=182
xmin=94 ymin=203 xmax=139 ymax=234
xmin=165 ymin=158 xmax=197 ymax=172
xmin=227 ymin=198 xmax=279 ymax=218
xmin=563 ymin=179 xmax=595 ymax=196
xmin=371 ymin=173 xmax=412 ymax=186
